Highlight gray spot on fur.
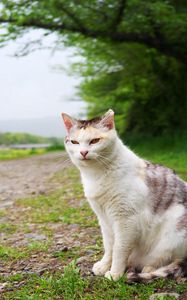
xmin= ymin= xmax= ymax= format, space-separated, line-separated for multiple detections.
xmin=127 ymin=258 xmax=187 ymax=283
xmin=145 ymin=160 xmax=187 ymax=214
xmin=177 ymin=212 xmax=187 ymax=232
xmin=77 ymin=117 xmax=102 ymax=129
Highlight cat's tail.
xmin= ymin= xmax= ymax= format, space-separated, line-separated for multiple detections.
xmin=126 ymin=259 xmax=187 ymax=283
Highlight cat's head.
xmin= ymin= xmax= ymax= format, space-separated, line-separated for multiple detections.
xmin=61 ymin=109 xmax=116 ymax=167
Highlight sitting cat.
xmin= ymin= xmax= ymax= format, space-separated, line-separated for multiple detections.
xmin=62 ymin=109 xmax=187 ymax=282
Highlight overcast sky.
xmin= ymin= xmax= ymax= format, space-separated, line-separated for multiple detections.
xmin=0 ymin=30 xmax=86 ymax=136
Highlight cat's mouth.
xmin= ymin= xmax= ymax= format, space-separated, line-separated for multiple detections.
xmin=79 ymin=156 xmax=92 ymax=161
xmin=80 ymin=157 xmax=91 ymax=161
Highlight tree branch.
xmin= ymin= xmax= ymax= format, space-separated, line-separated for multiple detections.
xmin=54 ymin=2 xmax=87 ymax=33
xmin=0 ymin=17 xmax=186 ymax=65
xmin=109 ymin=0 xmax=127 ymax=30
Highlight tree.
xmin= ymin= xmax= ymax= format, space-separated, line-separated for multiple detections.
xmin=72 ymin=38 xmax=187 ymax=136
xmin=0 ymin=0 xmax=187 ymax=136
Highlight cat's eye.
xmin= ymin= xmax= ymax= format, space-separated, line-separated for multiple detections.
xmin=90 ymin=138 xmax=100 ymax=145
xmin=71 ymin=140 xmax=79 ymax=144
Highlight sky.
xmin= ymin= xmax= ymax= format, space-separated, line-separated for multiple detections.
xmin=0 ymin=30 xmax=86 ymax=137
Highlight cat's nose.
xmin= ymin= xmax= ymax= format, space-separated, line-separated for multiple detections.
xmin=80 ymin=150 xmax=88 ymax=158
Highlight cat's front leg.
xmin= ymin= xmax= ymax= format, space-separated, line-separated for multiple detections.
xmin=105 ymin=220 xmax=136 ymax=281
xmin=92 ymin=220 xmax=113 ymax=276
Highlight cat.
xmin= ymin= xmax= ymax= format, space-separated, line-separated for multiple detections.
xmin=61 ymin=109 xmax=187 ymax=282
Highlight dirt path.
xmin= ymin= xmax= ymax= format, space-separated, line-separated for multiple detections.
xmin=0 ymin=152 xmax=68 ymax=208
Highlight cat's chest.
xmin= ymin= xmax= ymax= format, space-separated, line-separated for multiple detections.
xmin=81 ymin=167 xmax=149 ymax=216
xmin=81 ymin=170 xmax=131 ymax=202
xmin=82 ymin=174 xmax=112 ymax=200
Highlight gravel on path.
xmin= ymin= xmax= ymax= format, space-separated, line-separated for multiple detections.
xmin=0 ymin=152 xmax=68 ymax=208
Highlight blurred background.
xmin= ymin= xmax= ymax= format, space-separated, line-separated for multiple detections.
xmin=0 ymin=0 xmax=187 ymax=158
xmin=0 ymin=2 xmax=187 ymax=297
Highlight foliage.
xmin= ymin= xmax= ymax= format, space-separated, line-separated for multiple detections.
xmin=0 ymin=148 xmax=46 ymax=160
xmin=74 ymin=41 xmax=187 ymax=136
xmin=0 ymin=1 xmax=187 ymax=135
xmin=0 ymin=0 xmax=187 ymax=62
xmin=0 ymin=132 xmax=53 ymax=145
xmin=0 ymin=132 xmax=64 ymax=160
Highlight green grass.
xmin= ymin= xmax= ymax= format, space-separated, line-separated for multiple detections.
xmin=0 ymin=241 xmax=51 ymax=262
xmin=0 ymin=223 xmax=17 ymax=234
xmin=15 ymin=168 xmax=97 ymax=228
xmin=0 ymin=245 xmax=28 ymax=260
xmin=3 ymin=262 xmax=187 ymax=300
xmin=0 ymin=144 xmax=65 ymax=160
xmin=52 ymin=247 xmax=81 ymax=260
xmin=1 ymin=136 xmax=187 ymax=299
xmin=0 ymin=148 xmax=46 ymax=160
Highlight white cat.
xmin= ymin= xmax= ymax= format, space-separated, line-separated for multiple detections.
xmin=62 ymin=109 xmax=187 ymax=282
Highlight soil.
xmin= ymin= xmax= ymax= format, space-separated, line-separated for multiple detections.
xmin=0 ymin=152 xmax=68 ymax=207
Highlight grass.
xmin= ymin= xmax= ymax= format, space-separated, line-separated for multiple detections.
xmin=15 ymin=168 xmax=97 ymax=228
xmin=0 ymin=245 xmax=27 ymax=260
xmin=0 ymin=241 xmax=51 ymax=261
xmin=0 ymin=136 xmax=187 ymax=299
xmin=2 ymin=263 xmax=187 ymax=300
xmin=0 ymin=223 xmax=17 ymax=234
xmin=0 ymin=145 xmax=64 ymax=160
xmin=0 ymin=148 xmax=46 ymax=160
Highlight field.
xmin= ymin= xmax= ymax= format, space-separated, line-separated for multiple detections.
xmin=0 ymin=138 xmax=186 ymax=299
xmin=0 ymin=149 xmax=46 ymax=160
xmin=0 ymin=146 xmax=64 ymax=161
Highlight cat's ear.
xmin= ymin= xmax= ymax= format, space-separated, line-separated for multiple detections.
xmin=101 ymin=109 xmax=115 ymax=130
xmin=61 ymin=113 xmax=76 ymax=133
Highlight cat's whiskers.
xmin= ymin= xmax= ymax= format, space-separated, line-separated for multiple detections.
xmin=52 ymin=152 xmax=66 ymax=158
xmin=97 ymin=154 xmax=112 ymax=164
xmin=53 ymin=157 xmax=72 ymax=171
xmin=96 ymin=156 xmax=110 ymax=169
xmin=99 ymin=149 xmax=114 ymax=158
xmin=95 ymin=157 xmax=108 ymax=169
xmin=52 ymin=155 xmax=69 ymax=164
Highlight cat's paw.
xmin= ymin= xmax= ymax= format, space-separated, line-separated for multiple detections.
xmin=105 ymin=270 xmax=124 ymax=281
xmin=92 ymin=261 xmax=111 ymax=276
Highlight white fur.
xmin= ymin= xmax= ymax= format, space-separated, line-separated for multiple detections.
xmin=64 ymin=122 xmax=187 ymax=281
